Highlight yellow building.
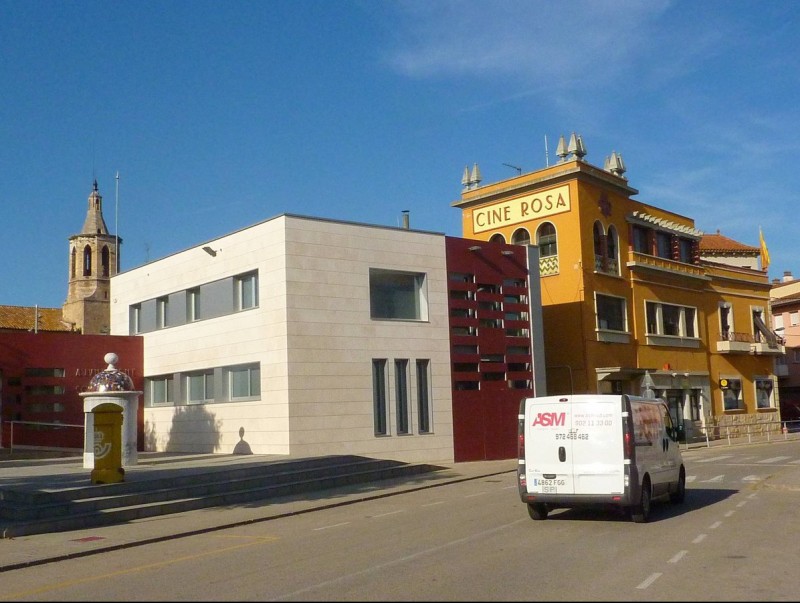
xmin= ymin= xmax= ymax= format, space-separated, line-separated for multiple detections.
xmin=453 ymin=134 xmax=782 ymax=441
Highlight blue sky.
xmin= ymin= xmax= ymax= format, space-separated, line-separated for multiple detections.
xmin=3 ymin=0 xmax=799 ymax=308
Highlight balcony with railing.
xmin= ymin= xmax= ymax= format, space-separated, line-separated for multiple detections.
xmin=716 ymin=330 xmax=785 ymax=355
xmin=626 ymin=250 xmax=708 ymax=280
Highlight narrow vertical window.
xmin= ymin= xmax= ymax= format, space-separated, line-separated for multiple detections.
xmin=156 ymin=296 xmax=168 ymax=329
xmin=101 ymin=246 xmax=110 ymax=277
xmin=416 ymin=359 xmax=431 ymax=433
xmin=395 ymin=359 xmax=409 ymax=435
xmin=372 ymin=359 xmax=388 ymax=435
xmin=83 ymin=245 xmax=92 ymax=276
xmin=187 ymin=288 xmax=200 ymax=321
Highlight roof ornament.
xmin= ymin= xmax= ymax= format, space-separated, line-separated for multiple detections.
xmin=461 ymin=163 xmax=482 ymax=191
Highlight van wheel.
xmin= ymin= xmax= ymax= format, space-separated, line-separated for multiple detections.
xmin=527 ymin=503 xmax=548 ymax=520
xmin=631 ymin=479 xmax=651 ymax=523
xmin=670 ymin=467 xmax=686 ymax=504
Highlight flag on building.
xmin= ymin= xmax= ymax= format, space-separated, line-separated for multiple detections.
xmin=759 ymin=226 xmax=770 ymax=271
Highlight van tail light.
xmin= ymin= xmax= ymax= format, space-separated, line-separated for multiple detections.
xmin=622 ymin=417 xmax=632 ymax=460
xmin=517 ymin=414 xmax=525 ymax=459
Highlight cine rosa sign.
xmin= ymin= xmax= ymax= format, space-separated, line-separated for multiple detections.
xmin=471 ymin=184 xmax=571 ymax=234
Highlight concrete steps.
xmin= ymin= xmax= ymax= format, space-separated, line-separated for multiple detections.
xmin=0 ymin=455 xmax=442 ymax=538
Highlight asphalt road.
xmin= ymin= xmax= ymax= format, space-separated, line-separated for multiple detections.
xmin=2 ymin=440 xmax=798 ymax=601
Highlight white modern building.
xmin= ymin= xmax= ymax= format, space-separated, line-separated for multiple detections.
xmin=111 ymin=214 xmax=458 ymax=463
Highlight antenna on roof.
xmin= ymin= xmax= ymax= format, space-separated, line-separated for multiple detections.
xmin=544 ymin=134 xmax=549 ymax=167
xmin=502 ymin=163 xmax=522 ymax=175
xmin=115 ymin=171 xmax=120 ymax=272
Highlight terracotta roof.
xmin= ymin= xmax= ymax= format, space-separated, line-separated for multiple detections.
xmin=0 ymin=305 xmax=74 ymax=332
xmin=699 ymin=230 xmax=759 ymax=255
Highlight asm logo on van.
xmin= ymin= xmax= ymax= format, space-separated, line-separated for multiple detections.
xmin=531 ymin=412 xmax=566 ymax=427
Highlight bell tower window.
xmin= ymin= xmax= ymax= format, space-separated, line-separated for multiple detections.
xmin=83 ymin=245 xmax=92 ymax=276
xmin=101 ymin=246 xmax=110 ymax=277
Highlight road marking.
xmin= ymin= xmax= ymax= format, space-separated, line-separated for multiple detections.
xmin=708 ymin=521 xmax=722 ymax=529
xmin=703 ymin=475 xmax=724 ymax=483
xmin=668 ymin=550 xmax=688 ymax=563
xmin=736 ymin=500 xmax=748 ymax=508
xmin=313 ymin=521 xmax=351 ymax=531
xmin=636 ymin=573 xmax=662 ymax=589
xmin=758 ymin=456 xmax=792 ymax=463
xmin=742 ymin=475 xmax=763 ymax=482
xmin=724 ymin=510 xmax=735 ymax=517
xmin=692 ymin=534 xmax=707 ymax=544
xmin=686 ymin=475 xmax=697 ymax=482
xmin=421 ymin=501 xmax=446 ymax=507
xmin=372 ymin=510 xmax=405 ymax=518
xmin=695 ymin=455 xmax=735 ymax=463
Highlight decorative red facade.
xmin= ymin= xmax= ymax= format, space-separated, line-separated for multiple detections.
xmin=445 ymin=237 xmax=536 ymax=461
xmin=0 ymin=332 xmax=143 ymax=450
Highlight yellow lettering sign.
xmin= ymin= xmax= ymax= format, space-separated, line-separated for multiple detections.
xmin=472 ymin=185 xmax=571 ymax=234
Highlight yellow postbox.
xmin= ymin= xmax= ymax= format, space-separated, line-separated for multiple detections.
xmin=90 ymin=402 xmax=125 ymax=484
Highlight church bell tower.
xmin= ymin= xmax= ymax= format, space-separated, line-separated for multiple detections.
xmin=62 ymin=180 xmax=121 ymax=334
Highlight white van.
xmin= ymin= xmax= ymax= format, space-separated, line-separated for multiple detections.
xmin=517 ymin=394 xmax=686 ymax=523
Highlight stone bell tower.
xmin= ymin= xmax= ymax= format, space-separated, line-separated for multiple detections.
xmin=62 ymin=180 xmax=121 ymax=334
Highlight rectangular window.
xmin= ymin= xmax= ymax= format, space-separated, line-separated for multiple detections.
xmin=235 ymin=272 xmax=258 ymax=310
xmin=228 ymin=364 xmax=260 ymax=399
xmin=185 ymin=371 xmax=213 ymax=403
xmin=655 ymin=231 xmax=672 ymax=259
xmin=792 ymin=311 xmax=799 ymax=327
xmin=130 ymin=304 xmax=142 ymax=334
xmin=722 ymin=377 xmax=743 ymax=411
xmin=156 ymin=296 xmax=168 ymax=329
xmin=24 ymin=368 xmax=66 ymax=377
xmin=632 ymin=226 xmax=649 ymax=253
xmin=416 ymin=359 xmax=431 ymax=434
xmin=646 ymin=301 xmax=698 ymax=338
xmin=187 ymin=288 xmax=200 ymax=322
xmin=774 ymin=314 xmax=784 ymax=331
xmin=719 ymin=303 xmax=732 ymax=340
xmin=372 ymin=359 xmax=388 ymax=435
xmin=148 ymin=376 xmax=174 ymax=406
xmin=755 ymin=377 xmax=774 ymax=409
xmin=395 ymin=359 xmax=409 ymax=435
xmin=678 ymin=238 xmax=693 ymax=263
xmin=369 ymin=269 xmax=428 ymax=321
xmin=595 ymin=293 xmax=626 ymax=331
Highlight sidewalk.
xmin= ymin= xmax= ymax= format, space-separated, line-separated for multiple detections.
xmin=0 ymin=452 xmax=517 ymax=573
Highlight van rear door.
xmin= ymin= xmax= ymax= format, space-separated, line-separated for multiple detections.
xmin=524 ymin=395 xmax=625 ymax=497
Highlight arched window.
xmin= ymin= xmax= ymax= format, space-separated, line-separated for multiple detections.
xmin=593 ymin=221 xmax=604 ymax=256
xmin=607 ymin=225 xmax=618 ymax=261
xmin=536 ymin=222 xmax=557 ymax=257
xmin=83 ymin=245 xmax=92 ymax=277
xmin=71 ymin=247 xmax=77 ymax=279
xmin=606 ymin=225 xmax=619 ymax=274
xmin=101 ymin=246 xmax=110 ymax=277
xmin=489 ymin=233 xmax=506 ymax=244
xmin=511 ymin=228 xmax=531 ymax=246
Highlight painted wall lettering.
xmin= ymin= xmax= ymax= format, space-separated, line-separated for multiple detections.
xmin=472 ymin=184 xmax=571 ymax=233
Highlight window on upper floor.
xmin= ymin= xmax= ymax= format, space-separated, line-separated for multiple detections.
xmin=511 ymin=227 xmax=530 ymax=246
xmin=596 ymin=293 xmax=627 ymax=332
xmin=792 ymin=311 xmax=800 ymax=327
xmin=369 ymin=269 xmax=428 ymax=321
xmin=632 ymin=225 xmax=649 ymax=254
xmin=655 ymin=231 xmax=672 ymax=259
xmin=101 ymin=246 xmax=110 ymax=277
xmin=646 ymin=301 xmax=697 ymax=338
xmin=235 ymin=271 xmax=258 ymax=311
xmin=489 ymin=233 xmax=506 ymax=244
xmin=83 ymin=245 xmax=92 ymax=276
xmin=678 ymin=238 xmax=694 ymax=263
xmin=536 ymin=222 xmax=557 ymax=257
xmin=156 ymin=296 xmax=168 ymax=329
xmin=719 ymin=302 xmax=732 ymax=340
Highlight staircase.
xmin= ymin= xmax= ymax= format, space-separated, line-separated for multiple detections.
xmin=0 ymin=455 xmax=444 ymax=538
